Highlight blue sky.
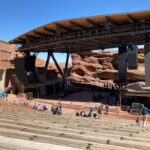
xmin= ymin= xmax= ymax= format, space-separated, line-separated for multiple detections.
xmin=0 ymin=0 xmax=149 ymax=62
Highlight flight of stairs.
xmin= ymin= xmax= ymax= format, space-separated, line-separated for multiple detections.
xmin=0 ymin=101 xmax=150 ymax=150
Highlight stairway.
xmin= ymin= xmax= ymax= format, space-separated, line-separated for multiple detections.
xmin=0 ymin=101 xmax=150 ymax=150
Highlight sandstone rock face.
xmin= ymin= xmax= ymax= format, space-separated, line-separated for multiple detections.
xmin=69 ymin=49 xmax=145 ymax=87
xmin=0 ymin=40 xmax=56 ymax=70
xmin=0 ymin=40 xmax=17 ymax=69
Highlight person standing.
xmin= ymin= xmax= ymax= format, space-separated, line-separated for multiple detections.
xmin=139 ymin=104 xmax=150 ymax=127
xmin=105 ymin=104 xmax=109 ymax=115
xmin=88 ymin=106 xmax=93 ymax=117
xmin=98 ymin=104 xmax=103 ymax=115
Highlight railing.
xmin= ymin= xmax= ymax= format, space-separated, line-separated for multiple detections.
xmin=22 ymin=21 xmax=150 ymax=50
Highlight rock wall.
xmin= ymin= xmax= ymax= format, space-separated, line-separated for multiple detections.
xmin=0 ymin=40 xmax=17 ymax=69
xmin=0 ymin=69 xmax=6 ymax=92
xmin=69 ymin=49 xmax=145 ymax=87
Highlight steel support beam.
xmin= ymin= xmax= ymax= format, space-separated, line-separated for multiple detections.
xmin=127 ymin=14 xmax=135 ymax=23
xmin=25 ymin=35 xmax=38 ymax=39
xmin=128 ymin=44 xmax=138 ymax=70
xmin=55 ymin=23 xmax=74 ymax=32
xmin=69 ymin=21 xmax=87 ymax=30
xmin=105 ymin=17 xmax=116 ymax=30
xmin=51 ymin=53 xmax=64 ymax=78
xmin=19 ymin=21 xmax=150 ymax=53
xmin=34 ymin=31 xmax=49 ymax=37
xmin=64 ymin=53 xmax=70 ymax=77
xmin=43 ymin=27 xmax=56 ymax=34
xmin=86 ymin=19 xmax=102 ymax=28
xmin=118 ymin=45 xmax=127 ymax=82
xmin=144 ymin=43 xmax=150 ymax=86
xmin=44 ymin=52 xmax=51 ymax=74
xmin=105 ymin=16 xmax=116 ymax=26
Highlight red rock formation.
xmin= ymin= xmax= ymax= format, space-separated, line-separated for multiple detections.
xmin=0 ymin=40 xmax=17 ymax=69
xmin=69 ymin=49 xmax=145 ymax=87
xmin=0 ymin=40 xmax=65 ymax=71
xmin=0 ymin=40 xmax=145 ymax=88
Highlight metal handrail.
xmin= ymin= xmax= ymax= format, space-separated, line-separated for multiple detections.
xmin=23 ymin=21 xmax=150 ymax=49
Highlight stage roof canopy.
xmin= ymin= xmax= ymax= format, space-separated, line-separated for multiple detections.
xmin=10 ymin=10 xmax=150 ymax=52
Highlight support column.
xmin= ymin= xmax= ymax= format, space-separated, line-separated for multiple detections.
xmin=118 ymin=45 xmax=127 ymax=82
xmin=64 ymin=53 xmax=70 ymax=77
xmin=36 ymin=85 xmax=39 ymax=99
xmin=51 ymin=53 xmax=64 ymax=78
xmin=144 ymin=43 xmax=150 ymax=86
xmin=128 ymin=44 xmax=138 ymax=70
xmin=44 ymin=52 xmax=51 ymax=74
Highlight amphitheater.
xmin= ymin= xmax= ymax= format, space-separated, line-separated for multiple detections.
xmin=0 ymin=95 xmax=149 ymax=150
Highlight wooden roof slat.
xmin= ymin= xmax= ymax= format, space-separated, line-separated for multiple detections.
xmin=105 ymin=16 xmax=116 ymax=26
xmin=86 ymin=19 xmax=102 ymax=28
xmin=25 ymin=34 xmax=38 ymax=39
xmin=34 ymin=31 xmax=50 ymax=37
xmin=43 ymin=27 xmax=56 ymax=34
xmin=127 ymin=14 xmax=135 ymax=23
xmin=9 ymin=10 xmax=150 ymax=44
xmin=55 ymin=23 xmax=74 ymax=32
xmin=69 ymin=21 xmax=87 ymax=30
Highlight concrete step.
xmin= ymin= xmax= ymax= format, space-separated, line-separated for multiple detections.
xmin=0 ymin=109 xmax=150 ymax=150
xmin=0 ymin=135 xmax=83 ymax=150
xmin=0 ymin=128 xmax=144 ymax=150
xmin=0 ymin=115 xmax=143 ymax=138
xmin=0 ymin=112 xmax=145 ymax=135
xmin=0 ymin=118 xmax=150 ymax=150
xmin=0 ymin=111 xmax=149 ymax=135
xmin=0 ymin=108 xmax=138 ymax=129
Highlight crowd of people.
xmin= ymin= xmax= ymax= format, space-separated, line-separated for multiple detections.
xmin=51 ymin=105 xmax=62 ymax=115
xmin=2 ymin=89 xmax=150 ymax=128
xmin=32 ymin=103 xmax=48 ymax=111
xmin=76 ymin=103 xmax=109 ymax=118
xmin=32 ymin=102 xmax=62 ymax=116
xmin=32 ymin=103 xmax=62 ymax=115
